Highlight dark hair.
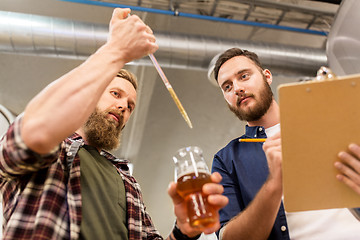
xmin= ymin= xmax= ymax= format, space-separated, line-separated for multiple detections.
xmin=213 ymin=48 xmax=263 ymax=82
xmin=116 ymin=69 xmax=138 ymax=90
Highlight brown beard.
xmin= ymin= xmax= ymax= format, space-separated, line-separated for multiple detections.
xmin=228 ymin=74 xmax=273 ymax=122
xmin=83 ymin=108 xmax=124 ymax=151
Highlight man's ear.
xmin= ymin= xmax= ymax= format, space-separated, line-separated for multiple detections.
xmin=263 ymin=69 xmax=273 ymax=85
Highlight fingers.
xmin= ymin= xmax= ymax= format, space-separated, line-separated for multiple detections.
xmin=202 ymin=183 xmax=227 ymax=208
xmin=263 ymin=132 xmax=281 ymax=150
xmin=263 ymin=140 xmax=281 ymax=163
xmin=337 ymin=144 xmax=360 ymax=177
xmin=145 ymin=30 xmax=157 ymax=47
xmin=334 ymin=162 xmax=360 ymax=195
xmin=112 ymin=8 xmax=131 ymax=20
xmin=335 ymin=145 xmax=360 ymax=195
xmin=348 ymin=144 xmax=360 ymax=162
xmin=130 ymin=17 xmax=158 ymax=54
xmin=263 ymin=142 xmax=281 ymax=156
xmin=210 ymin=171 xmax=222 ymax=183
xmin=263 ymin=144 xmax=282 ymax=161
xmin=338 ymin=150 xmax=360 ymax=174
xmin=203 ymin=173 xmax=223 ymax=195
xmin=203 ymin=172 xmax=228 ymax=211
xmin=263 ymin=131 xmax=281 ymax=153
xmin=144 ymin=24 xmax=153 ymax=34
xmin=106 ymin=8 xmax=158 ymax=62
xmin=207 ymin=194 xmax=229 ymax=210
xmin=110 ymin=8 xmax=131 ymax=27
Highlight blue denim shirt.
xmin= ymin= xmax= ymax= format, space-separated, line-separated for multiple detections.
xmin=212 ymin=125 xmax=290 ymax=240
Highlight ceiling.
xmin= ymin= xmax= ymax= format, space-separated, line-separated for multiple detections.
xmin=0 ymin=0 xmax=341 ymax=236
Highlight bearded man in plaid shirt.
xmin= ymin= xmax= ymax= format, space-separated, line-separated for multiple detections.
xmin=0 ymin=8 xmax=227 ymax=240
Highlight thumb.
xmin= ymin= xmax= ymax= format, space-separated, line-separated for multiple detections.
xmin=168 ymin=181 xmax=183 ymax=205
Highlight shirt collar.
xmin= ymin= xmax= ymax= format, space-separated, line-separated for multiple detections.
xmin=244 ymin=125 xmax=267 ymax=138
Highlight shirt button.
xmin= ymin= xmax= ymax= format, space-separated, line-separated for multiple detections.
xmin=67 ymin=152 xmax=73 ymax=156
xmin=259 ymin=127 xmax=263 ymax=132
xmin=281 ymin=226 xmax=287 ymax=232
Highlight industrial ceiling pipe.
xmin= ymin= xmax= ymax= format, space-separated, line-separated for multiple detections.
xmin=0 ymin=11 xmax=327 ymax=76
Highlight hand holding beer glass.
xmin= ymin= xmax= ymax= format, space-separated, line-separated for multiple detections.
xmin=173 ymin=146 xmax=216 ymax=230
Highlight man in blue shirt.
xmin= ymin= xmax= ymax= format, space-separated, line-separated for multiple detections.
xmin=211 ymin=48 xmax=360 ymax=240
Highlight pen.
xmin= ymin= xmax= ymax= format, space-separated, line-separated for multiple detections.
xmin=239 ymin=138 xmax=267 ymax=142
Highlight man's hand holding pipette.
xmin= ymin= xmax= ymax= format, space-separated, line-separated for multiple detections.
xmin=105 ymin=8 xmax=158 ymax=64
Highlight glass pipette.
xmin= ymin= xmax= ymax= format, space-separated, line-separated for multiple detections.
xmin=148 ymin=53 xmax=193 ymax=129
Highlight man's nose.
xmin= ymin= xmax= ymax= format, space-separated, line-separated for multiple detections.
xmin=233 ymin=80 xmax=245 ymax=95
xmin=116 ymin=99 xmax=127 ymax=112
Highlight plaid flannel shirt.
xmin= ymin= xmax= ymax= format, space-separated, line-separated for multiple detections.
xmin=0 ymin=115 xmax=163 ymax=240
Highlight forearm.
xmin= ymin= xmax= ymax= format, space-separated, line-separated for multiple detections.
xmin=22 ymin=45 xmax=125 ymax=154
xmin=222 ymin=179 xmax=282 ymax=240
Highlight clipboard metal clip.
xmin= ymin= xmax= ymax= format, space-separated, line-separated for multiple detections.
xmin=316 ymin=66 xmax=337 ymax=81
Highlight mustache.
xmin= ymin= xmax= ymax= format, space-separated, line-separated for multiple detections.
xmin=108 ymin=109 xmax=124 ymax=123
xmin=236 ymin=92 xmax=255 ymax=106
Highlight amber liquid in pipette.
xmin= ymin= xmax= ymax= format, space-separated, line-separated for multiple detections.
xmin=168 ymin=87 xmax=193 ymax=129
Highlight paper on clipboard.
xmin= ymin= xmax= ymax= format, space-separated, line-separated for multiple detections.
xmin=278 ymin=72 xmax=360 ymax=212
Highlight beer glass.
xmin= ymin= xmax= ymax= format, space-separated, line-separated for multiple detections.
xmin=173 ymin=146 xmax=216 ymax=229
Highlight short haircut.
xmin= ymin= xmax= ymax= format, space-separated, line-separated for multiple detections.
xmin=116 ymin=69 xmax=138 ymax=91
xmin=213 ymin=48 xmax=263 ymax=82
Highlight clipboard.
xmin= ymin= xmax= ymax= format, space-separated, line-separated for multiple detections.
xmin=278 ymin=68 xmax=360 ymax=212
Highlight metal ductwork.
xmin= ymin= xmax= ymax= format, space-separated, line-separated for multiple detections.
xmin=0 ymin=11 xmax=327 ymax=77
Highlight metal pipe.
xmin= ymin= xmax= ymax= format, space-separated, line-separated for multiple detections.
xmin=0 ymin=11 xmax=327 ymax=76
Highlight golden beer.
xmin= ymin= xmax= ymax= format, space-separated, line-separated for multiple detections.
xmin=176 ymin=172 xmax=216 ymax=229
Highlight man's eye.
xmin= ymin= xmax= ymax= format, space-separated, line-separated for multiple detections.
xmin=111 ymin=91 xmax=120 ymax=97
xmin=241 ymin=73 xmax=249 ymax=79
xmin=223 ymin=84 xmax=231 ymax=92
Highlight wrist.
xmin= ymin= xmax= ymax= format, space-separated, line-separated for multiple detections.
xmin=95 ymin=44 xmax=127 ymax=68
xmin=172 ymin=222 xmax=201 ymax=240
xmin=264 ymin=177 xmax=283 ymax=197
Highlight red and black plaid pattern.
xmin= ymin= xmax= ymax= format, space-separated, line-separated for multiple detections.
xmin=0 ymin=115 xmax=163 ymax=240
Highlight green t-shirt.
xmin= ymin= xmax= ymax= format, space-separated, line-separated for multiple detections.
xmin=78 ymin=145 xmax=128 ymax=240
